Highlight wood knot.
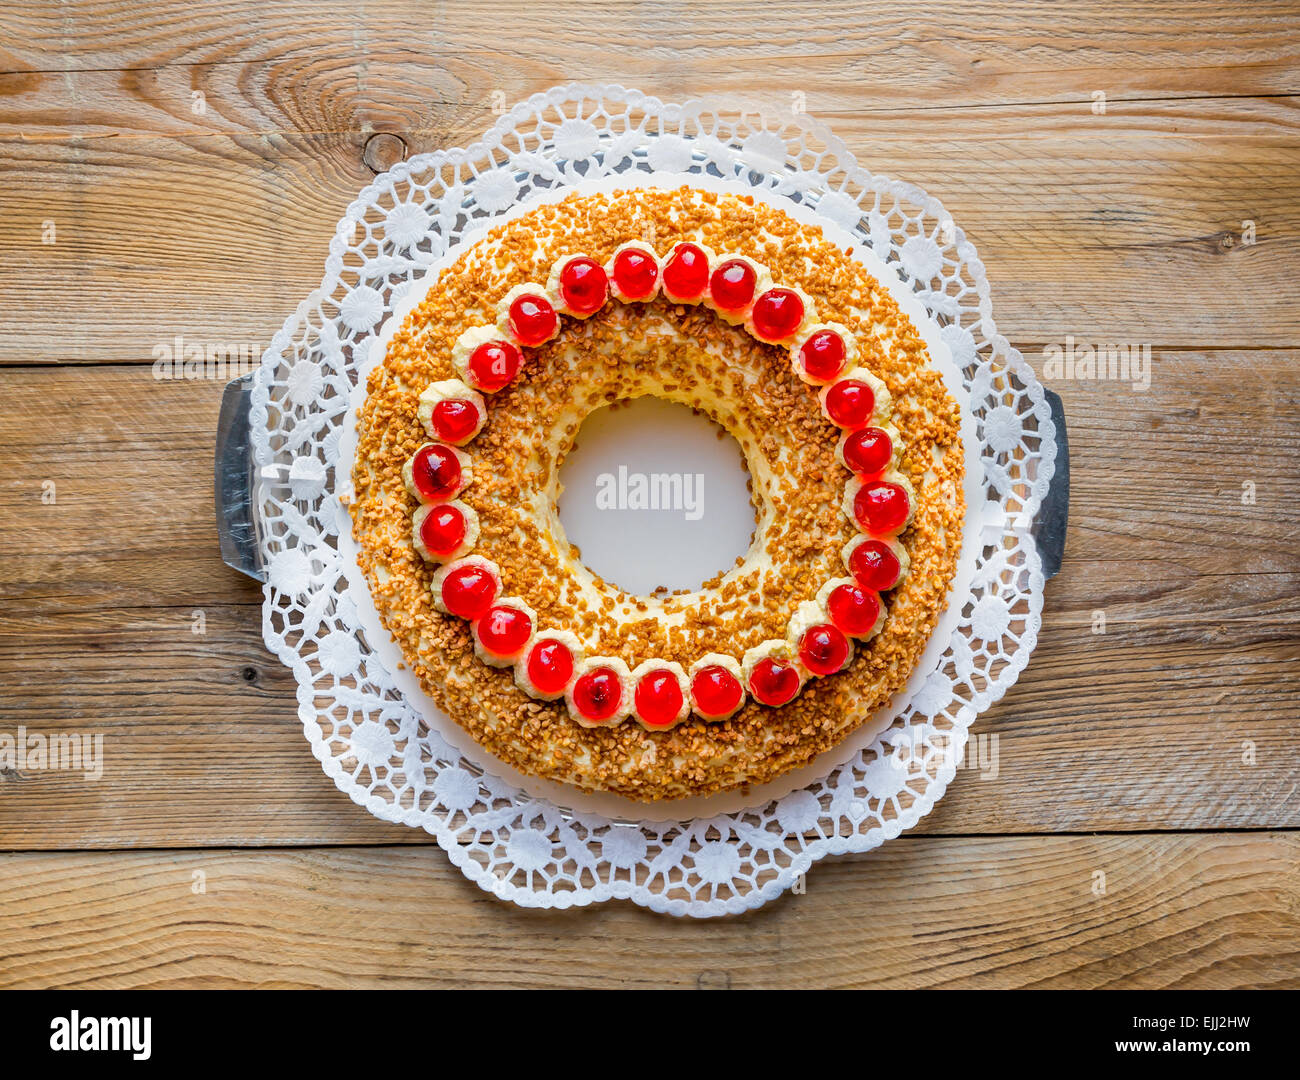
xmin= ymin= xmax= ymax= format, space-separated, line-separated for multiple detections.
xmin=363 ymin=132 xmax=408 ymax=175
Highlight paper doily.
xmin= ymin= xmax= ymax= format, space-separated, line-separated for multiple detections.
xmin=249 ymin=83 xmax=1055 ymax=917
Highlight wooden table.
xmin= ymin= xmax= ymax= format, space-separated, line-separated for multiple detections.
xmin=2 ymin=0 xmax=1298 ymax=989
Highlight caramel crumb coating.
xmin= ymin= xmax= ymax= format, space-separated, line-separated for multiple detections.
xmin=350 ymin=187 xmax=964 ymax=801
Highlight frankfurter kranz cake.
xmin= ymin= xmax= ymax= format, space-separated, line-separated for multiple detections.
xmin=350 ymin=187 xmax=965 ymax=801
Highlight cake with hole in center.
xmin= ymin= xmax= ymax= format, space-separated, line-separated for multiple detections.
xmin=349 ymin=186 xmax=965 ymax=801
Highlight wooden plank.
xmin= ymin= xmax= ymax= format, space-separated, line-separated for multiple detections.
xmin=0 ymin=355 xmax=1296 ymax=846
xmin=1 ymin=834 xmax=1297 ymax=988
xmin=1 ymin=603 xmax=1296 ymax=846
xmin=2 ymin=1 xmax=1298 ymax=115
xmin=1054 ymin=348 xmax=1300 ymax=573
xmin=1 ymin=132 xmax=1295 ymax=359
xmin=0 ymin=367 xmax=261 ymax=610
xmin=3 ymin=45 xmax=1298 ymax=143
xmin=0 ymin=2 xmax=1297 ymax=356
xmin=0 ymin=601 xmax=416 ymax=848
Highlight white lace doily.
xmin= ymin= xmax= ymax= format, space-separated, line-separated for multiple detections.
xmin=249 ymin=83 xmax=1056 ymax=917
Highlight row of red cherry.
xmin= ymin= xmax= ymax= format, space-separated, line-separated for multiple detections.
xmin=402 ymin=238 xmax=914 ymax=727
xmin=423 ymin=538 xmax=906 ymax=727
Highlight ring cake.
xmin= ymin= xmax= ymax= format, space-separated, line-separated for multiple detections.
xmin=349 ymin=186 xmax=965 ymax=801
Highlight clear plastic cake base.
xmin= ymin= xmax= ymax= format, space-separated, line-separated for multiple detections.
xmin=244 ymin=84 xmax=1058 ymax=916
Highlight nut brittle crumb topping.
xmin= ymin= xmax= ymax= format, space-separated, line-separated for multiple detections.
xmin=350 ymin=187 xmax=964 ymax=800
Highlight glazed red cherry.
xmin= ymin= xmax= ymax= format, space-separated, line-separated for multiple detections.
xmin=508 ymin=293 xmax=558 ymax=346
xmin=710 ymin=259 xmax=757 ymax=311
xmin=419 ymin=505 xmax=467 ymax=558
xmin=827 ymin=583 xmax=881 ymax=636
xmin=439 ymin=563 xmax=498 ymax=619
xmin=662 ymin=242 xmax=710 ymax=300
xmin=824 ymin=379 xmax=875 ymax=428
xmin=849 ymin=539 xmax=903 ymax=592
xmin=854 ymin=480 xmax=911 ymax=535
xmin=799 ymin=624 xmax=850 ymax=676
xmin=572 ymin=667 xmax=624 ymax=722
xmin=799 ymin=329 xmax=847 ymax=382
xmin=467 ymin=340 xmax=522 ymax=392
xmin=611 ymin=248 xmax=659 ymax=300
xmin=748 ymin=657 xmax=802 ymax=706
xmin=430 ymin=399 xmax=481 ymax=444
xmin=751 ymin=288 xmax=805 ymax=341
xmin=526 ymin=638 xmax=575 ymax=696
xmin=475 ymin=604 xmax=533 ymax=658
xmin=559 ymin=256 xmax=608 ymax=315
xmin=691 ymin=665 xmax=744 ymax=717
xmin=843 ymin=427 xmax=893 ymax=476
xmin=410 ymin=444 xmax=463 ymax=501
xmin=635 ymin=669 xmax=684 ymax=728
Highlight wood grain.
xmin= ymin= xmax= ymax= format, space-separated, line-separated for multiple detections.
xmin=2 ymin=834 xmax=1298 ymax=988
xmin=0 ymin=600 xmax=1296 ymax=847
xmin=1 ymin=2 xmax=1299 ymax=359
xmin=0 ymin=355 xmax=1296 ymax=846
xmin=3 ymin=1 xmax=1298 ymax=118
xmin=1 ymin=130 xmax=1295 ymax=358
xmin=1 ymin=0 xmax=1298 ymax=988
